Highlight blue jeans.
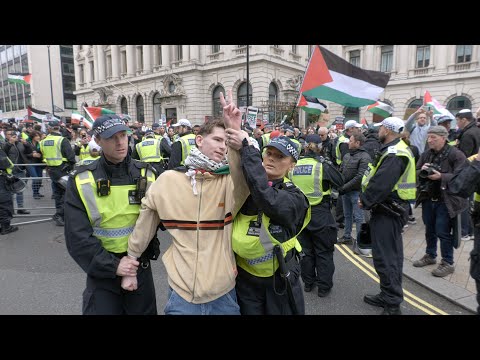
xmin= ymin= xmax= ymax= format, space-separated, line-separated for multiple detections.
xmin=164 ymin=287 xmax=241 ymax=315
xmin=342 ymin=191 xmax=364 ymax=239
xmin=26 ymin=165 xmax=44 ymax=195
xmin=422 ymin=199 xmax=454 ymax=265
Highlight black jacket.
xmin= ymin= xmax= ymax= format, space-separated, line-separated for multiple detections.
xmin=417 ymin=144 xmax=468 ymax=218
xmin=363 ymin=129 xmax=381 ymax=160
xmin=64 ymin=154 xmax=157 ymax=286
xmin=339 ymin=147 xmax=371 ymax=193
xmin=239 ymin=143 xmax=309 ymax=243
xmin=447 ymin=157 xmax=480 ymax=199
xmin=457 ymin=120 xmax=480 ymax=157
xmin=359 ymin=138 xmax=409 ymax=210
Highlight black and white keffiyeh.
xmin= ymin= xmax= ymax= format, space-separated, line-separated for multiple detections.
xmin=184 ymin=147 xmax=228 ymax=195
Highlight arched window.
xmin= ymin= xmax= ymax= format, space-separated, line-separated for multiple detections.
xmin=343 ymin=107 xmax=359 ymax=122
xmin=168 ymin=81 xmax=175 ymax=94
xmin=237 ymin=82 xmax=252 ymax=108
xmin=153 ymin=92 xmax=162 ymax=122
xmin=404 ymin=98 xmax=423 ymax=119
xmin=212 ymin=85 xmax=225 ymax=118
xmin=136 ymin=95 xmax=144 ymax=123
xmin=120 ymin=97 xmax=128 ymax=115
xmin=447 ymin=96 xmax=471 ymax=114
xmin=268 ymin=82 xmax=278 ymax=122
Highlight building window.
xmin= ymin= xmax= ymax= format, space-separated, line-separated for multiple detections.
xmin=176 ymin=46 xmax=183 ymax=61
xmin=136 ymin=46 xmax=143 ymax=71
xmin=62 ymin=62 xmax=75 ymax=75
xmin=121 ymin=97 xmax=128 ymax=114
xmin=237 ymin=82 xmax=252 ymax=108
xmin=343 ymin=107 xmax=359 ymax=122
xmin=349 ymin=50 xmax=360 ymax=67
xmin=89 ymin=61 xmax=95 ymax=82
xmin=106 ymin=55 xmax=112 ymax=77
xmin=268 ymin=82 xmax=278 ymax=122
xmin=416 ymin=45 xmax=430 ymax=68
xmin=380 ymin=45 xmax=393 ymax=72
xmin=456 ymin=45 xmax=472 ymax=63
xmin=168 ymin=81 xmax=175 ymax=94
xmin=78 ymin=45 xmax=83 ymax=51
xmin=136 ymin=95 xmax=144 ymax=123
xmin=291 ymin=45 xmax=297 ymax=54
xmin=153 ymin=92 xmax=162 ymax=122
xmin=308 ymin=45 xmax=314 ymax=58
xmin=156 ymin=45 xmax=162 ymax=66
xmin=120 ymin=50 xmax=127 ymax=74
xmin=212 ymin=85 xmax=225 ymax=118
xmin=79 ymin=64 xmax=84 ymax=83
xmin=212 ymin=45 xmax=220 ymax=53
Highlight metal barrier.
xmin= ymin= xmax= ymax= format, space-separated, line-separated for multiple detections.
xmin=11 ymin=163 xmax=55 ymax=226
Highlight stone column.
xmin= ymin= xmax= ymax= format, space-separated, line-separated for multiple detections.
xmin=190 ymin=45 xmax=199 ymax=63
xmin=111 ymin=45 xmax=120 ymax=80
xmin=396 ymin=45 xmax=409 ymax=78
xmin=126 ymin=45 xmax=135 ymax=76
xmin=161 ymin=45 xmax=170 ymax=68
xmin=96 ymin=45 xmax=106 ymax=81
xmin=182 ymin=45 xmax=190 ymax=62
xmin=143 ymin=45 xmax=151 ymax=74
xmin=434 ymin=45 xmax=448 ymax=75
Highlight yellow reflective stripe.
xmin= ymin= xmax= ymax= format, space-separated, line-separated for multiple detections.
xmin=305 ymin=161 xmax=323 ymax=197
xmin=77 ymin=171 xmax=102 ymax=227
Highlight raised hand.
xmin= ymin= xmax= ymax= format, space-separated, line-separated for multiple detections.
xmin=219 ymin=89 xmax=242 ymax=130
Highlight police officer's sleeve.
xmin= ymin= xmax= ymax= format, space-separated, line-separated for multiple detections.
xmin=447 ymin=158 xmax=480 ymax=197
xmin=322 ymin=160 xmax=344 ymax=190
xmin=131 ymin=145 xmax=140 ymax=160
xmin=240 ymin=144 xmax=309 ymax=227
xmin=61 ymin=138 xmax=76 ymax=166
xmin=339 ymin=142 xmax=349 ymax=161
xmin=167 ymin=141 xmax=182 ymax=169
xmin=160 ymin=138 xmax=171 ymax=157
xmin=64 ymin=176 xmax=121 ymax=278
xmin=359 ymin=154 xmax=408 ymax=210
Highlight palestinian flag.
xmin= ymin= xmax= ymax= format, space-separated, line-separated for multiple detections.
xmin=300 ymin=46 xmax=390 ymax=108
xmin=423 ymin=91 xmax=454 ymax=119
xmin=8 ymin=73 xmax=31 ymax=85
xmin=366 ymin=101 xmax=394 ymax=118
xmin=83 ymin=107 xmax=115 ymax=129
xmin=71 ymin=111 xmax=86 ymax=125
xmin=27 ymin=106 xmax=49 ymax=122
xmin=297 ymin=94 xmax=327 ymax=114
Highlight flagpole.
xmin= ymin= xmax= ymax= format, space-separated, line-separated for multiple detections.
xmin=246 ymin=45 xmax=250 ymax=107
xmin=47 ymin=45 xmax=55 ymax=117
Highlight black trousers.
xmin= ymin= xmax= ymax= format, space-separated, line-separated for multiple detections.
xmin=298 ymin=202 xmax=337 ymax=291
xmin=335 ymin=194 xmax=344 ymax=224
xmin=82 ymin=262 xmax=157 ymax=315
xmin=472 ymin=226 xmax=480 ymax=315
xmin=370 ymin=211 xmax=404 ymax=306
xmin=0 ymin=178 xmax=14 ymax=227
xmin=235 ymin=259 xmax=305 ymax=315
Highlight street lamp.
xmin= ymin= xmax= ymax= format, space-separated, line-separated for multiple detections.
xmin=47 ymin=45 xmax=55 ymax=117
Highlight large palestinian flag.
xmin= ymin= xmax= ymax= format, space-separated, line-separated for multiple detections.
xmin=297 ymin=94 xmax=327 ymax=115
xmin=300 ymin=46 xmax=390 ymax=108
xmin=83 ymin=107 xmax=115 ymax=129
xmin=8 ymin=73 xmax=31 ymax=85
xmin=366 ymin=101 xmax=394 ymax=118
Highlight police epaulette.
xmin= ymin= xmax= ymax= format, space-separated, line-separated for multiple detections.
xmin=73 ymin=160 xmax=98 ymax=175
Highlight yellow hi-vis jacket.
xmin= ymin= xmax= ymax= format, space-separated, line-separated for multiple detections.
xmin=232 ymin=179 xmax=311 ymax=277
xmin=74 ymin=167 xmax=155 ymax=253
xmin=40 ymin=135 xmax=67 ymax=166
xmin=135 ymin=138 xmax=163 ymax=163
xmin=335 ymin=134 xmax=349 ymax=165
xmin=177 ymin=133 xmax=196 ymax=165
xmin=361 ymin=139 xmax=416 ymax=201
xmin=289 ymin=157 xmax=331 ymax=206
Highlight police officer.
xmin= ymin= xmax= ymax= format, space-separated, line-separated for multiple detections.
xmin=447 ymin=148 xmax=480 ymax=314
xmin=359 ymin=117 xmax=416 ymax=315
xmin=39 ymin=120 xmax=76 ymax=226
xmin=65 ymin=115 xmax=160 ymax=315
xmin=167 ymin=119 xmax=196 ymax=169
xmin=289 ymin=134 xmax=343 ymax=297
xmin=132 ymin=129 xmax=165 ymax=174
xmin=0 ymin=146 xmax=19 ymax=235
xmin=229 ymin=135 xmax=311 ymax=315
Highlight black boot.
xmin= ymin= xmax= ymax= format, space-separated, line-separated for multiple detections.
xmin=17 ymin=209 xmax=30 ymax=215
xmin=1 ymin=222 xmax=19 ymax=235
xmin=363 ymin=293 xmax=386 ymax=308
xmin=381 ymin=305 xmax=402 ymax=315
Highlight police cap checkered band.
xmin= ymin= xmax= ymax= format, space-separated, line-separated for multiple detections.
xmin=380 ymin=117 xmax=404 ymax=134
xmin=266 ymin=136 xmax=299 ymax=161
xmin=92 ymin=115 xmax=130 ymax=138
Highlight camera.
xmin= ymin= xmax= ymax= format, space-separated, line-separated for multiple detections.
xmin=419 ymin=164 xmax=441 ymax=179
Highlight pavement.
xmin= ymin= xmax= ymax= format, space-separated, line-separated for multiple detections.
xmin=343 ymin=206 xmax=478 ymax=314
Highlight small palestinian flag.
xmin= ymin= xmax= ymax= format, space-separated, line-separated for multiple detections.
xmin=71 ymin=111 xmax=86 ymax=126
xmin=8 ymin=73 xmax=31 ymax=85
xmin=297 ymin=94 xmax=327 ymax=115
xmin=366 ymin=101 xmax=394 ymax=118
xmin=83 ymin=107 xmax=115 ymax=129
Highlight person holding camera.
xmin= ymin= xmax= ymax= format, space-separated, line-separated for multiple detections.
xmin=413 ymin=126 xmax=467 ymax=277
xmin=447 ymin=146 xmax=480 ymax=314
xmin=359 ymin=117 xmax=416 ymax=315
xmin=39 ymin=120 xmax=76 ymax=227
xmin=74 ymin=129 xmax=91 ymax=161
xmin=65 ymin=115 xmax=160 ymax=315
